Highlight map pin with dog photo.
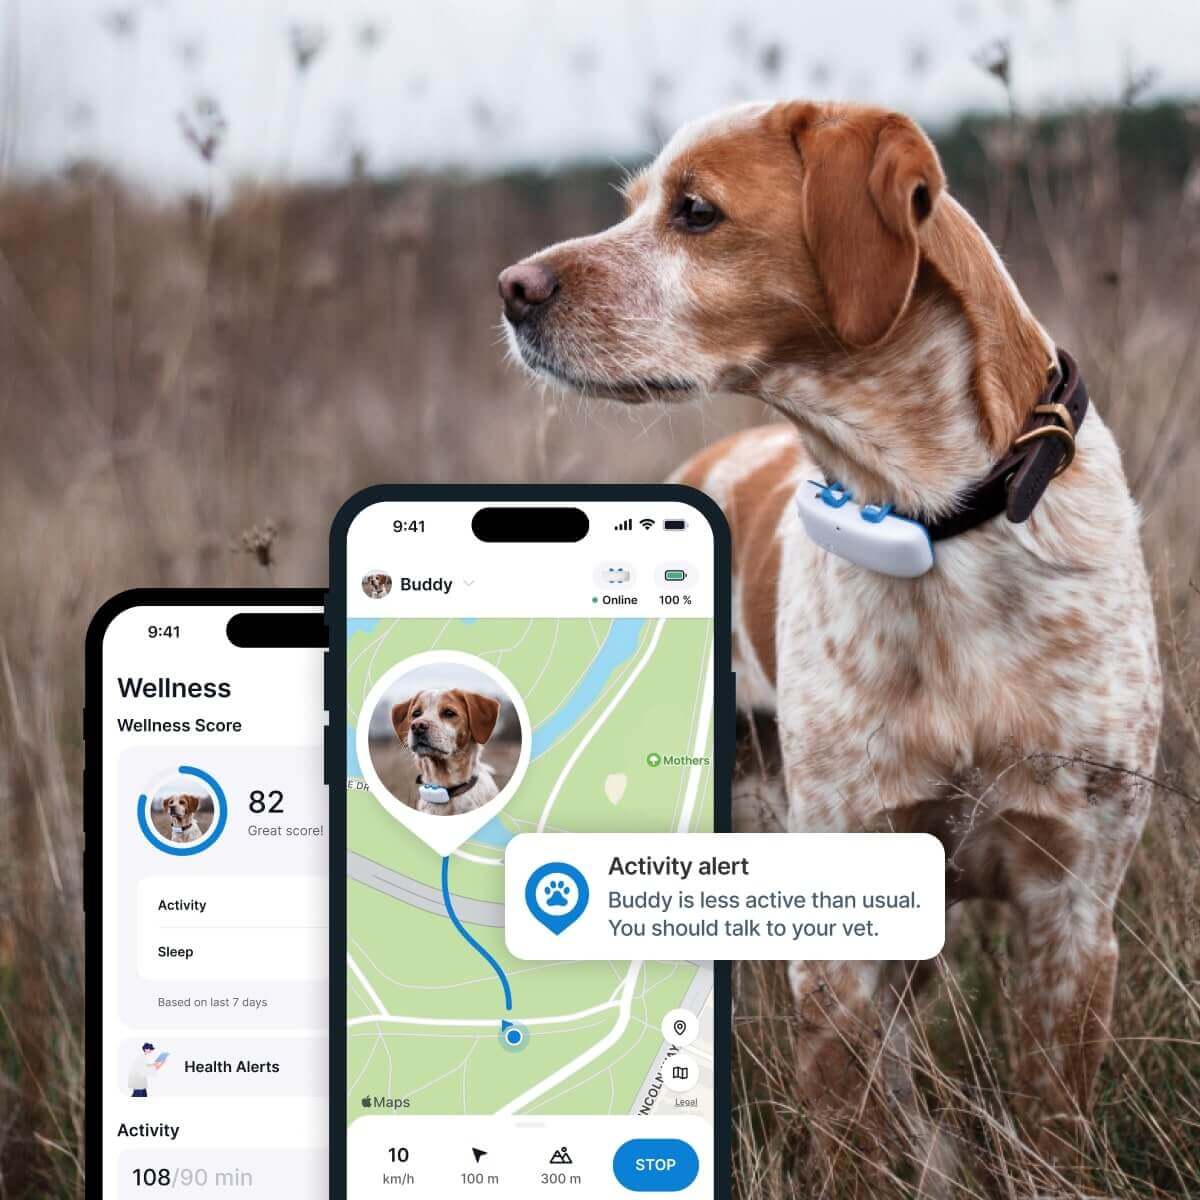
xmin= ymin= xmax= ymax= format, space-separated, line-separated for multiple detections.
xmin=354 ymin=650 xmax=531 ymax=858
xmin=525 ymin=862 xmax=590 ymax=935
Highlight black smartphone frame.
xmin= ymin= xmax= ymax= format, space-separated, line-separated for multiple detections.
xmin=326 ymin=485 xmax=734 ymax=1200
xmin=83 ymin=587 xmax=325 ymax=1196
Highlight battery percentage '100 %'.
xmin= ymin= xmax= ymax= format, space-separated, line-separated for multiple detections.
xmin=131 ymin=1166 xmax=254 ymax=1189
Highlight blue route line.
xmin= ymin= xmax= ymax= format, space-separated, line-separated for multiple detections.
xmin=441 ymin=855 xmax=513 ymax=1013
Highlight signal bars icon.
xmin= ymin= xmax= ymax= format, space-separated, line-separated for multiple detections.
xmin=613 ymin=517 xmax=657 ymax=531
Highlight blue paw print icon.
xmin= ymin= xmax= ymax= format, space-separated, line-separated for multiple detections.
xmin=525 ymin=862 xmax=589 ymax=935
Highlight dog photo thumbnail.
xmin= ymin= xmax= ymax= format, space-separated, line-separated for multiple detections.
xmin=365 ymin=659 xmax=523 ymax=817
xmin=147 ymin=776 xmax=217 ymax=847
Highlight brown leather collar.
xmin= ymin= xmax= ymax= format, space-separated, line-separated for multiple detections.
xmin=917 ymin=349 xmax=1088 ymax=542
xmin=416 ymin=773 xmax=479 ymax=799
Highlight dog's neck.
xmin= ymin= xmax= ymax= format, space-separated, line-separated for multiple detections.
xmin=759 ymin=199 xmax=1056 ymax=522
xmin=413 ymin=747 xmax=478 ymax=790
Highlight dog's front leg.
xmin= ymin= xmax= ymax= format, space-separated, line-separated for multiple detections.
xmin=1009 ymin=884 xmax=1118 ymax=1167
xmin=787 ymin=956 xmax=955 ymax=1198
xmin=999 ymin=756 xmax=1153 ymax=1168
xmin=1002 ymin=803 xmax=1136 ymax=1168
xmin=777 ymin=710 xmax=951 ymax=1194
xmin=788 ymin=957 xmax=891 ymax=1173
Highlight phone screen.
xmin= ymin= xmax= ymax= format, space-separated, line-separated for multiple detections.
xmin=89 ymin=597 xmax=327 ymax=1196
xmin=336 ymin=494 xmax=727 ymax=1198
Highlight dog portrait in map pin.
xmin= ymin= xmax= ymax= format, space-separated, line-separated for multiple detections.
xmin=357 ymin=652 xmax=532 ymax=858
xmin=366 ymin=659 xmax=523 ymax=817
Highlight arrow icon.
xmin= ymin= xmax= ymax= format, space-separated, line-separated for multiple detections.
xmin=471 ymin=1148 xmax=487 ymax=1163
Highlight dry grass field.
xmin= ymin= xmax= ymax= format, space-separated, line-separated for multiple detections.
xmin=0 ymin=99 xmax=1197 ymax=1197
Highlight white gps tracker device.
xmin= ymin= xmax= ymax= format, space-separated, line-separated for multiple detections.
xmin=795 ymin=480 xmax=935 ymax=578
xmin=418 ymin=782 xmax=452 ymax=806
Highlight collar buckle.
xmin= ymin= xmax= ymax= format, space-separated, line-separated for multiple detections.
xmin=1010 ymin=401 xmax=1077 ymax=478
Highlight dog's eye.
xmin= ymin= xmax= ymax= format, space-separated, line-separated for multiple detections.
xmin=441 ymin=708 xmax=456 ymax=719
xmin=412 ymin=708 xmax=423 ymax=717
xmin=672 ymin=194 xmax=722 ymax=233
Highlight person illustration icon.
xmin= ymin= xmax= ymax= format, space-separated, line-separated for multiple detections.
xmin=128 ymin=1042 xmax=168 ymax=1098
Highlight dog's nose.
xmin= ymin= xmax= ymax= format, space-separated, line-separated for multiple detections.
xmin=498 ymin=262 xmax=558 ymax=324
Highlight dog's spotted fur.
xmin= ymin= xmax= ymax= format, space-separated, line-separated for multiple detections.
xmin=502 ymin=100 xmax=1162 ymax=1171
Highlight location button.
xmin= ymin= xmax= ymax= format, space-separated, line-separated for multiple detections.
xmin=612 ymin=1139 xmax=699 ymax=1192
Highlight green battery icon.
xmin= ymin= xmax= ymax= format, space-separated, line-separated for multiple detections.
xmin=664 ymin=568 xmax=687 ymax=582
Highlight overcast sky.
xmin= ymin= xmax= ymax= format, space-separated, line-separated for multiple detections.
xmin=4 ymin=0 xmax=1198 ymax=194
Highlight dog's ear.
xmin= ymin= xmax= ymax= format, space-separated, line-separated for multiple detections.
xmin=185 ymin=794 xmax=201 ymax=814
xmin=391 ymin=697 xmax=415 ymax=740
xmin=794 ymin=108 xmax=944 ymax=348
xmin=461 ymin=691 xmax=500 ymax=745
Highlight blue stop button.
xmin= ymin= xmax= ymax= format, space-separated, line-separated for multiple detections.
xmin=612 ymin=1139 xmax=699 ymax=1192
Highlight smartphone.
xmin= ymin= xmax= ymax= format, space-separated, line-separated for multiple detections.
xmin=328 ymin=487 xmax=732 ymax=1199
xmin=85 ymin=590 xmax=328 ymax=1197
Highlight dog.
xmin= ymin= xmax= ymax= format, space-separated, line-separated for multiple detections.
xmin=499 ymin=100 xmax=1162 ymax=1171
xmin=391 ymin=689 xmax=501 ymax=815
xmin=161 ymin=793 xmax=206 ymax=843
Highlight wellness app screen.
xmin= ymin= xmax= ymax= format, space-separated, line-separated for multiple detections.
xmin=99 ymin=605 xmax=326 ymax=1196
xmin=344 ymin=501 xmax=717 ymax=1198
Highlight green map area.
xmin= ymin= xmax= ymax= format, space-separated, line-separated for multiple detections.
xmin=346 ymin=615 xmax=714 ymax=1122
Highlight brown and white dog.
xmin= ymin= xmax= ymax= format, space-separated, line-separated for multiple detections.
xmin=162 ymin=793 xmax=206 ymax=844
xmin=499 ymin=101 xmax=1162 ymax=1168
xmin=391 ymin=689 xmax=501 ymax=816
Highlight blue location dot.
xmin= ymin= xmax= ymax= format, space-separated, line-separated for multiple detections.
xmin=499 ymin=1019 xmax=529 ymax=1052
xmin=524 ymin=862 xmax=590 ymax=936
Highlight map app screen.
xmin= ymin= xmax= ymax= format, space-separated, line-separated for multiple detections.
xmin=341 ymin=498 xmax=721 ymax=1198
xmin=94 ymin=601 xmax=327 ymax=1197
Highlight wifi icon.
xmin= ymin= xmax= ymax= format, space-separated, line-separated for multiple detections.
xmin=639 ymin=518 xmax=655 ymax=530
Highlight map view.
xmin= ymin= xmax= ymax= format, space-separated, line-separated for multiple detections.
xmin=345 ymin=615 xmax=715 ymax=1122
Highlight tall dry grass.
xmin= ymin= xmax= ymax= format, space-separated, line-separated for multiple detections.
xmin=0 ymin=100 xmax=1196 ymax=1197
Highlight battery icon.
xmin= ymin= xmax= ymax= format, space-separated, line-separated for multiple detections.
xmin=663 ymin=519 xmax=687 ymax=531
xmin=664 ymin=569 xmax=687 ymax=582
